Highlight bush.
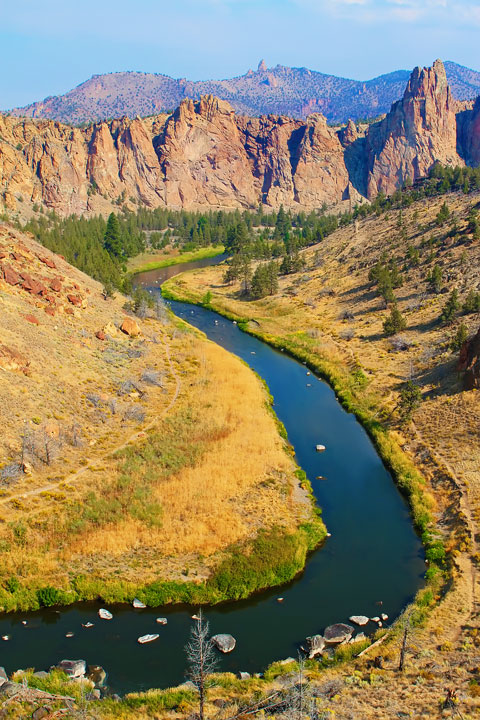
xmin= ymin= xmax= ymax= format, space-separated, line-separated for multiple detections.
xmin=5 ymin=576 xmax=19 ymax=593
xmin=37 ymin=586 xmax=62 ymax=607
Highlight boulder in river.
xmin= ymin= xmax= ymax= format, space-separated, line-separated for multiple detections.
xmin=302 ymin=634 xmax=325 ymax=658
xmin=56 ymin=659 xmax=86 ymax=678
xmin=349 ymin=615 xmax=369 ymax=626
xmin=324 ymin=623 xmax=354 ymax=644
xmin=212 ymin=634 xmax=236 ymax=653
xmin=87 ymin=665 xmax=106 ymax=687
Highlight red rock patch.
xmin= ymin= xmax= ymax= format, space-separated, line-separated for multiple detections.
xmin=38 ymin=255 xmax=56 ymax=269
xmin=24 ymin=314 xmax=40 ymax=325
xmin=50 ymin=278 xmax=62 ymax=292
xmin=2 ymin=265 xmax=21 ymax=285
xmin=67 ymin=294 xmax=82 ymax=306
xmin=95 ymin=330 xmax=106 ymax=341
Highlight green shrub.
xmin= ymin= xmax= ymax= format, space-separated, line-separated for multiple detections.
xmin=37 ymin=586 xmax=62 ymax=607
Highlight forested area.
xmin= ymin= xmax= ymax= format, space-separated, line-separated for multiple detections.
xmin=21 ymin=204 xmax=348 ymax=292
xmin=18 ymin=162 xmax=480 ymax=296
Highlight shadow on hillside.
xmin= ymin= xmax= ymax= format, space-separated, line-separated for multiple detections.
xmin=413 ymin=355 xmax=461 ymax=398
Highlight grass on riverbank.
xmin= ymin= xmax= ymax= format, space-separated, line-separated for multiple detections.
xmin=0 ymin=246 xmax=322 ymax=612
xmin=127 ymin=244 xmax=224 ymax=275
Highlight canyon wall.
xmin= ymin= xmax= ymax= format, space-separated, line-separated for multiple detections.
xmin=0 ymin=61 xmax=479 ymax=217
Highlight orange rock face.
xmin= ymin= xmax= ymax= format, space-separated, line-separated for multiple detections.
xmin=365 ymin=60 xmax=462 ymax=198
xmin=1 ymin=62 xmax=479 ymax=213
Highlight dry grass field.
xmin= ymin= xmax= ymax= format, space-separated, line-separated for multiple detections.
xmin=0 ymin=224 xmax=311 ymax=607
xmin=162 ymin=190 xmax=480 ymax=718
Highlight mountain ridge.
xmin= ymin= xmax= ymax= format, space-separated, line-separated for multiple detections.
xmin=7 ymin=60 xmax=480 ymax=126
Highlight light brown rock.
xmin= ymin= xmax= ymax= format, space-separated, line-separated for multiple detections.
xmin=120 ymin=317 xmax=141 ymax=337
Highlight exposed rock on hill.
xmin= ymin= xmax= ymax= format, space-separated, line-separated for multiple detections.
xmin=1 ymin=61 xmax=480 ymax=216
xmin=458 ymin=327 xmax=480 ymax=390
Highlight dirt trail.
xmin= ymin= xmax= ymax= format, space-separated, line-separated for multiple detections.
xmin=0 ymin=329 xmax=181 ymax=507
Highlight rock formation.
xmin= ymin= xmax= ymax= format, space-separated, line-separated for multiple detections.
xmin=458 ymin=327 xmax=480 ymax=390
xmin=1 ymin=61 xmax=479 ymax=216
xmin=365 ymin=60 xmax=462 ymax=197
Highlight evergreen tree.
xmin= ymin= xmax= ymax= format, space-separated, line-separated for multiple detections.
xmin=441 ymin=289 xmax=460 ymax=325
xmin=462 ymin=290 xmax=480 ymax=314
xmin=450 ymin=323 xmax=468 ymax=351
xmin=398 ymin=381 xmax=422 ymax=424
xmin=103 ymin=213 xmax=123 ymax=258
xmin=383 ymin=305 xmax=407 ymax=336
xmin=428 ymin=264 xmax=443 ymax=294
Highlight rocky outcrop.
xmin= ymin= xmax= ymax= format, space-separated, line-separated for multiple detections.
xmin=458 ymin=96 xmax=480 ymax=166
xmin=365 ymin=60 xmax=462 ymax=197
xmin=458 ymin=327 xmax=480 ymax=390
xmin=1 ymin=62 xmax=480 ymax=215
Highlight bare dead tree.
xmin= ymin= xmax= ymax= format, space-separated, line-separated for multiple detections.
xmin=399 ymin=610 xmax=413 ymax=672
xmin=185 ymin=610 xmax=218 ymax=720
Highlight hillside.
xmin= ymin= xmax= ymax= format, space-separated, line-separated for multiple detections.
xmin=7 ymin=59 xmax=480 ymax=125
xmin=161 ymin=188 xmax=480 ymax=717
xmin=1 ymin=61 xmax=480 ymax=219
xmin=0 ymin=223 xmax=317 ymax=610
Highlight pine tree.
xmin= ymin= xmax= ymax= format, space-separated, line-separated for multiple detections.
xmin=441 ymin=289 xmax=460 ymax=325
xmin=383 ymin=305 xmax=407 ymax=336
xmin=103 ymin=213 xmax=123 ymax=258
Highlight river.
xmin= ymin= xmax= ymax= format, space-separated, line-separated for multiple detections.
xmin=0 ymin=255 xmax=424 ymax=694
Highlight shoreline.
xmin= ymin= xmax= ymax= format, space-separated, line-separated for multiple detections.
xmin=128 ymin=245 xmax=225 ymax=275
xmin=161 ymin=275 xmax=448 ymax=598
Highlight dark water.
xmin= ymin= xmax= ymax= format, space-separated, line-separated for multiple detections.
xmin=0 ymin=258 xmax=424 ymax=694
xmin=132 ymin=252 xmax=228 ymax=288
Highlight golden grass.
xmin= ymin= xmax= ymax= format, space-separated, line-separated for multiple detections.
xmin=0 ymin=224 xmax=310 ymax=599
xmin=69 ymin=338 xmax=300 ymax=563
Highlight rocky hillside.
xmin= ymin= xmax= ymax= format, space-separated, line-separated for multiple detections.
xmin=1 ymin=61 xmax=480 ymax=217
xmin=8 ymin=59 xmax=480 ymax=125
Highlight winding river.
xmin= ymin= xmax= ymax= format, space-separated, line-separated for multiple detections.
xmin=0 ymin=255 xmax=424 ymax=694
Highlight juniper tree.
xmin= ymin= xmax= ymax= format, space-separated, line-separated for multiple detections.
xmin=441 ymin=289 xmax=460 ymax=325
xmin=383 ymin=305 xmax=407 ymax=336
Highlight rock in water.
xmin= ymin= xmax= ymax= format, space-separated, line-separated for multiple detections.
xmin=212 ymin=634 xmax=236 ymax=653
xmin=56 ymin=659 xmax=86 ymax=678
xmin=87 ymin=665 xmax=106 ymax=687
xmin=324 ymin=623 xmax=354 ymax=644
xmin=304 ymin=634 xmax=325 ymax=658
xmin=349 ymin=615 xmax=369 ymax=626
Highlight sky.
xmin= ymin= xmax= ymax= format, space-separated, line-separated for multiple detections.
xmin=1 ymin=0 xmax=480 ymax=109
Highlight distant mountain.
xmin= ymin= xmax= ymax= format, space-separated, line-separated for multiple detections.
xmin=8 ymin=60 xmax=480 ymax=125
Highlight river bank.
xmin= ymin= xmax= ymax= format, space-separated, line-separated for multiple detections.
xmin=158 ymin=201 xmax=480 ymax=714
xmin=128 ymin=244 xmax=225 ymax=275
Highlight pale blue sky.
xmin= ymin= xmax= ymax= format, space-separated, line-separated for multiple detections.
xmin=2 ymin=0 xmax=479 ymax=109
